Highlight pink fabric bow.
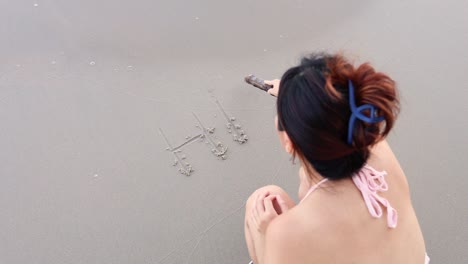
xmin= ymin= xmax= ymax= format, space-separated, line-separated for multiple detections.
xmin=352 ymin=165 xmax=398 ymax=228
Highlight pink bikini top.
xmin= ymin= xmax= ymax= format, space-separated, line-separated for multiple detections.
xmin=298 ymin=165 xmax=430 ymax=263
xmin=300 ymin=164 xmax=398 ymax=228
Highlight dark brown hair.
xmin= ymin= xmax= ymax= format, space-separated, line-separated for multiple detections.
xmin=277 ymin=53 xmax=399 ymax=180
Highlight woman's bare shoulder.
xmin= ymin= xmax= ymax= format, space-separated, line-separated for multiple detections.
xmin=263 ymin=211 xmax=316 ymax=263
xmin=369 ymin=140 xmax=412 ymax=198
xmin=369 ymin=140 xmax=406 ymax=176
xmin=369 ymin=140 xmax=395 ymax=164
xmin=264 ymin=207 xmax=333 ymax=263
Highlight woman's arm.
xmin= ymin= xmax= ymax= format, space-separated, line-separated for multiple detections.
xmin=246 ymin=191 xmax=290 ymax=264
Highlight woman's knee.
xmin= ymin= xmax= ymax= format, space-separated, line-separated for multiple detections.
xmin=245 ymin=185 xmax=295 ymax=213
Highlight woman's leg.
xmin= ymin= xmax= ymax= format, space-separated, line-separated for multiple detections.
xmin=244 ymin=185 xmax=296 ymax=263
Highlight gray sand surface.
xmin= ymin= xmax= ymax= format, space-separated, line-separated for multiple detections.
xmin=1 ymin=0 xmax=467 ymax=263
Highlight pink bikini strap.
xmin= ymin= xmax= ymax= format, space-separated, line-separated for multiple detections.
xmin=300 ymin=178 xmax=328 ymax=203
xmin=352 ymin=165 xmax=398 ymax=228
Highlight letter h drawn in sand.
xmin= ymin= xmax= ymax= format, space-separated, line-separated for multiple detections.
xmin=159 ymin=113 xmax=228 ymax=176
xmin=159 ymin=128 xmax=197 ymax=176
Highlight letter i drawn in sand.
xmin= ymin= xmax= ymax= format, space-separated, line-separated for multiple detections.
xmin=215 ymin=100 xmax=248 ymax=144
xmin=192 ymin=112 xmax=228 ymax=160
xmin=159 ymin=128 xmax=196 ymax=176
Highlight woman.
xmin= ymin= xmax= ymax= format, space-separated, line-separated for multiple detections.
xmin=244 ymin=53 xmax=429 ymax=264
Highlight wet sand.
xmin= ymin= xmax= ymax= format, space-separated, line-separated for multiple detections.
xmin=0 ymin=0 xmax=467 ymax=263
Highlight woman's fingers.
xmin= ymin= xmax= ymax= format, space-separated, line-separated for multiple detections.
xmin=264 ymin=195 xmax=278 ymax=216
xmin=250 ymin=191 xmax=290 ymax=233
xmin=255 ymin=191 xmax=269 ymax=214
xmin=251 ymin=209 xmax=259 ymax=227
xmin=276 ymin=195 xmax=289 ymax=213
xmin=265 ymin=79 xmax=280 ymax=97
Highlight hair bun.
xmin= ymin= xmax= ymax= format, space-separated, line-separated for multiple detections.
xmin=351 ymin=63 xmax=399 ymax=148
xmin=326 ymin=56 xmax=400 ymax=148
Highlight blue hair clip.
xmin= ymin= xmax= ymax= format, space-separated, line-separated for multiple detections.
xmin=347 ymin=80 xmax=385 ymax=145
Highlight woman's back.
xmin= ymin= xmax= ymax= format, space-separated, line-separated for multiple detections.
xmin=282 ymin=140 xmax=426 ymax=263
xmin=244 ymin=53 xmax=428 ymax=264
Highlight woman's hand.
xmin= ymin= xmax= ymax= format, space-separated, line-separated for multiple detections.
xmin=247 ymin=191 xmax=288 ymax=263
xmin=249 ymin=191 xmax=288 ymax=234
xmin=265 ymin=79 xmax=280 ymax=97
